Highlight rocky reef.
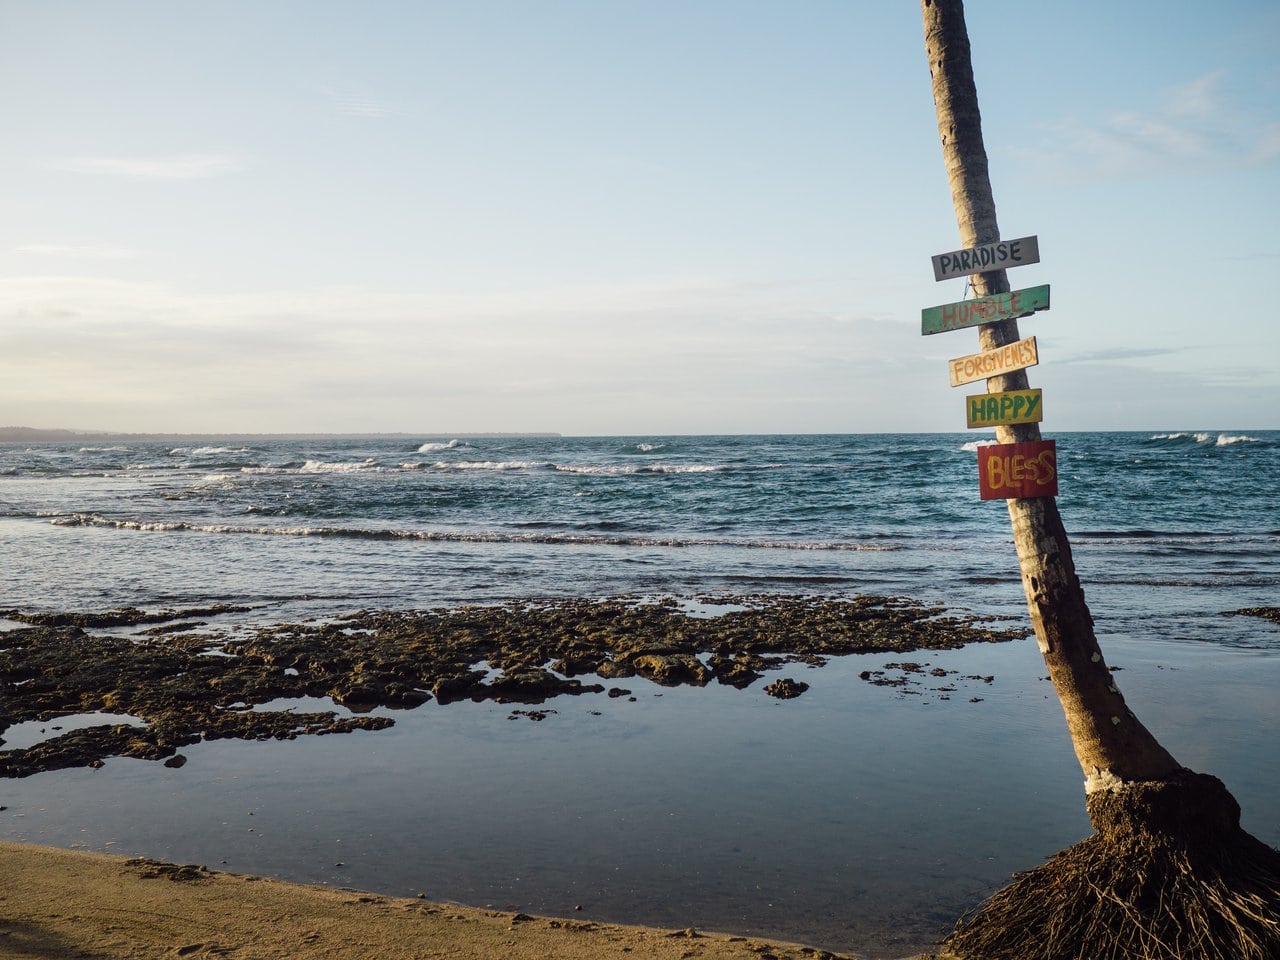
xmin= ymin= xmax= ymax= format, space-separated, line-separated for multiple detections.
xmin=0 ymin=594 xmax=1027 ymax=776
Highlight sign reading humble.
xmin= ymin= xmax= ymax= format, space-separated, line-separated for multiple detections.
xmin=921 ymin=284 xmax=1049 ymax=336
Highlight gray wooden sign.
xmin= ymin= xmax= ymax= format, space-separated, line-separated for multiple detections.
xmin=931 ymin=235 xmax=1040 ymax=282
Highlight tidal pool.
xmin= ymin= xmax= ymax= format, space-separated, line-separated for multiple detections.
xmin=2 ymin=637 xmax=1277 ymax=958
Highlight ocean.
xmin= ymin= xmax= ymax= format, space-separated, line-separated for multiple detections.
xmin=2 ymin=431 xmax=1278 ymax=956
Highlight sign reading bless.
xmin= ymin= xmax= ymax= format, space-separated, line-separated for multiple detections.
xmin=977 ymin=440 xmax=1058 ymax=500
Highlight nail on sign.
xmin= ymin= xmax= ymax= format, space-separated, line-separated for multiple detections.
xmin=932 ymin=236 xmax=1040 ymax=282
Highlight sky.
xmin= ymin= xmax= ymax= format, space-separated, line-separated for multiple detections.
xmin=2 ymin=1 xmax=1277 ymax=436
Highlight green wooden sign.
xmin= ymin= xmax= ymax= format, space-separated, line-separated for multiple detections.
xmin=966 ymin=388 xmax=1043 ymax=428
xmin=922 ymin=284 xmax=1050 ymax=336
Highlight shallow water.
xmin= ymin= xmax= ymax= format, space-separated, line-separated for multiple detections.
xmin=3 ymin=635 xmax=1276 ymax=957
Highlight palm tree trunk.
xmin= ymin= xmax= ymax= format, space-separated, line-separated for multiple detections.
xmin=921 ymin=0 xmax=1180 ymax=797
xmin=920 ymin=6 xmax=1280 ymax=957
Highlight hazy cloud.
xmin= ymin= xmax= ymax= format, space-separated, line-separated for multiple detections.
xmin=0 ymin=273 xmax=924 ymax=433
xmin=16 ymin=243 xmax=137 ymax=260
xmin=52 ymin=153 xmax=245 ymax=179
xmin=1015 ymin=72 xmax=1279 ymax=181
xmin=325 ymin=88 xmax=393 ymax=118
xmin=1056 ymin=346 xmax=1181 ymax=366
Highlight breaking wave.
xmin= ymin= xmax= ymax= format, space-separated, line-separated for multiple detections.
xmin=48 ymin=512 xmax=901 ymax=553
xmin=300 ymin=459 xmax=385 ymax=474
xmin=1149 ymin=432 xmax=1262 ymax=446
xmin=417 ymin=439 xmax=466 ymax=453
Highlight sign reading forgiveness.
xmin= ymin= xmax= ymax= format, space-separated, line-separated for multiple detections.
xmin=977 ymin=440 xmax=1058 ymax=500
xmin=948 ymin=336 xmax=1038 ymax=387
xmin=932 ymin=235 xmax=1040 ymax=282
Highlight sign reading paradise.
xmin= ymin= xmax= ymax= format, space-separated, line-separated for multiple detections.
xmin=932 ymin=235 xmax=1040 ymax=282
xmin=948 ymin=336 xmax=1038 ymax=387
xmin=966 ymin=388 xmax=1043 ymax=428
xmin=921 ymin=284 xmax=1050 ymax=336
xmin=977 ymin=439 xmax=1058 ymax=500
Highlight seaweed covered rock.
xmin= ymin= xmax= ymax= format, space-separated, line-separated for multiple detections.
xmin=1 ymin=595 xmax=1026 ymax=776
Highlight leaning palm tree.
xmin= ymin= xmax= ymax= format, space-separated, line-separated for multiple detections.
xmin=919 ymin=2 xmax=1280 ymax=957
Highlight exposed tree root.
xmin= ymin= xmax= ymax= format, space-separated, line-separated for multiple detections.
xmin=942 ymin=771 xmax=1280 ymax=960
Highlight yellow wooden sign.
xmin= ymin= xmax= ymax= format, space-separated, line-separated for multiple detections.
xmin=948 ymin=336 xmax=1038 ymax=387
xmin=966 ymin=388 xmax=1043 ymax=428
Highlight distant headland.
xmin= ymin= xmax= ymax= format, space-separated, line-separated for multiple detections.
xmin=0 ymin=426 xmax=560 ymax=442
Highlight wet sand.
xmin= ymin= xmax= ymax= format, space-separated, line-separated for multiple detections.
xmin=0 ymin=840 xmax=934 ymax=960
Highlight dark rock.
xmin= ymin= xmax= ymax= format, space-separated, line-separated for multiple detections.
xmin=629 ymin=653 xmax=710 ymax=686
xmin=764 ymin=678 xmax=809 ymax=699
xmin=0 ymin=594 xmax=1025 ymax=777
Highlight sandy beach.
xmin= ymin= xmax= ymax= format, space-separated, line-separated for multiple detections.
xmin=0 ymin=840 xmax=934 ymax=960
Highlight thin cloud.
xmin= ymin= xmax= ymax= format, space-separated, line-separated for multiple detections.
xmin=52 ymin=153 xmax=245 ymax=179
xmin=1057 ymin=347 xmax=1181 ymax=366
xmin=334 ymin=96 xmax=392 ymax=118
xmin=324 ymin=87 xmax=393 ymax=118
xmin=1013 ymin=72 xmax=1279 ymax=181
xmin=16 ymin=243 xmax=137 ymax=260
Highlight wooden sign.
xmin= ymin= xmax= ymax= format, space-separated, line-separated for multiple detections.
xmin=977 ymin=440 xmax=1058 ymax=500
xmin=948 ymin=336 xmax=1038 ymax=387
xmin=921 ymin=284 xmax=1050 ymax=336
xmin=966 ymin=388 xmax=1043 ymax=428
xmin=932 ymin=235 xmax=1040 ymax=282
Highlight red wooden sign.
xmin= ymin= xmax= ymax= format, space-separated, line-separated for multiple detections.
xmin=977 ymin=440 xmax=1058 ymax=500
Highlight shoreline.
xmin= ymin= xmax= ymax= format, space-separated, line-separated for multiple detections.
xmin=0 ymin=840 xmax=934 ymax=960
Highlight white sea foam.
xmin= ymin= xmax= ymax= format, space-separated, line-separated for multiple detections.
xmin=79 ymin=446 xmax=131 ymax=453
xmin=439 ymin=460 xmax=551 ymax=471
xmin=48 ymin=512 xmax=900 ymax=552
xmin=959 ymin=440 xmax=996 ymax=452
xmin=554 ymin=463 xmax=720 ymax=476
xmin=1151 ymin=432 xmax=1258 ymax=446
xmin=300 ymin=459 xmax=383 ymax=474
xmin=190 ymin=446 xmax=250 ymax=456
xmin=190 ymin=473 xmax=238 ymax=489
xmin=240 ymin=465 xmax=290 ymax=474
xmin=418 ymin=439 xmax=463 ymax=453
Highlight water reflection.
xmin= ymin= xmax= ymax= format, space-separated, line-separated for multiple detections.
xmin=1 ymin=638 xmax=1276 ymax=958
